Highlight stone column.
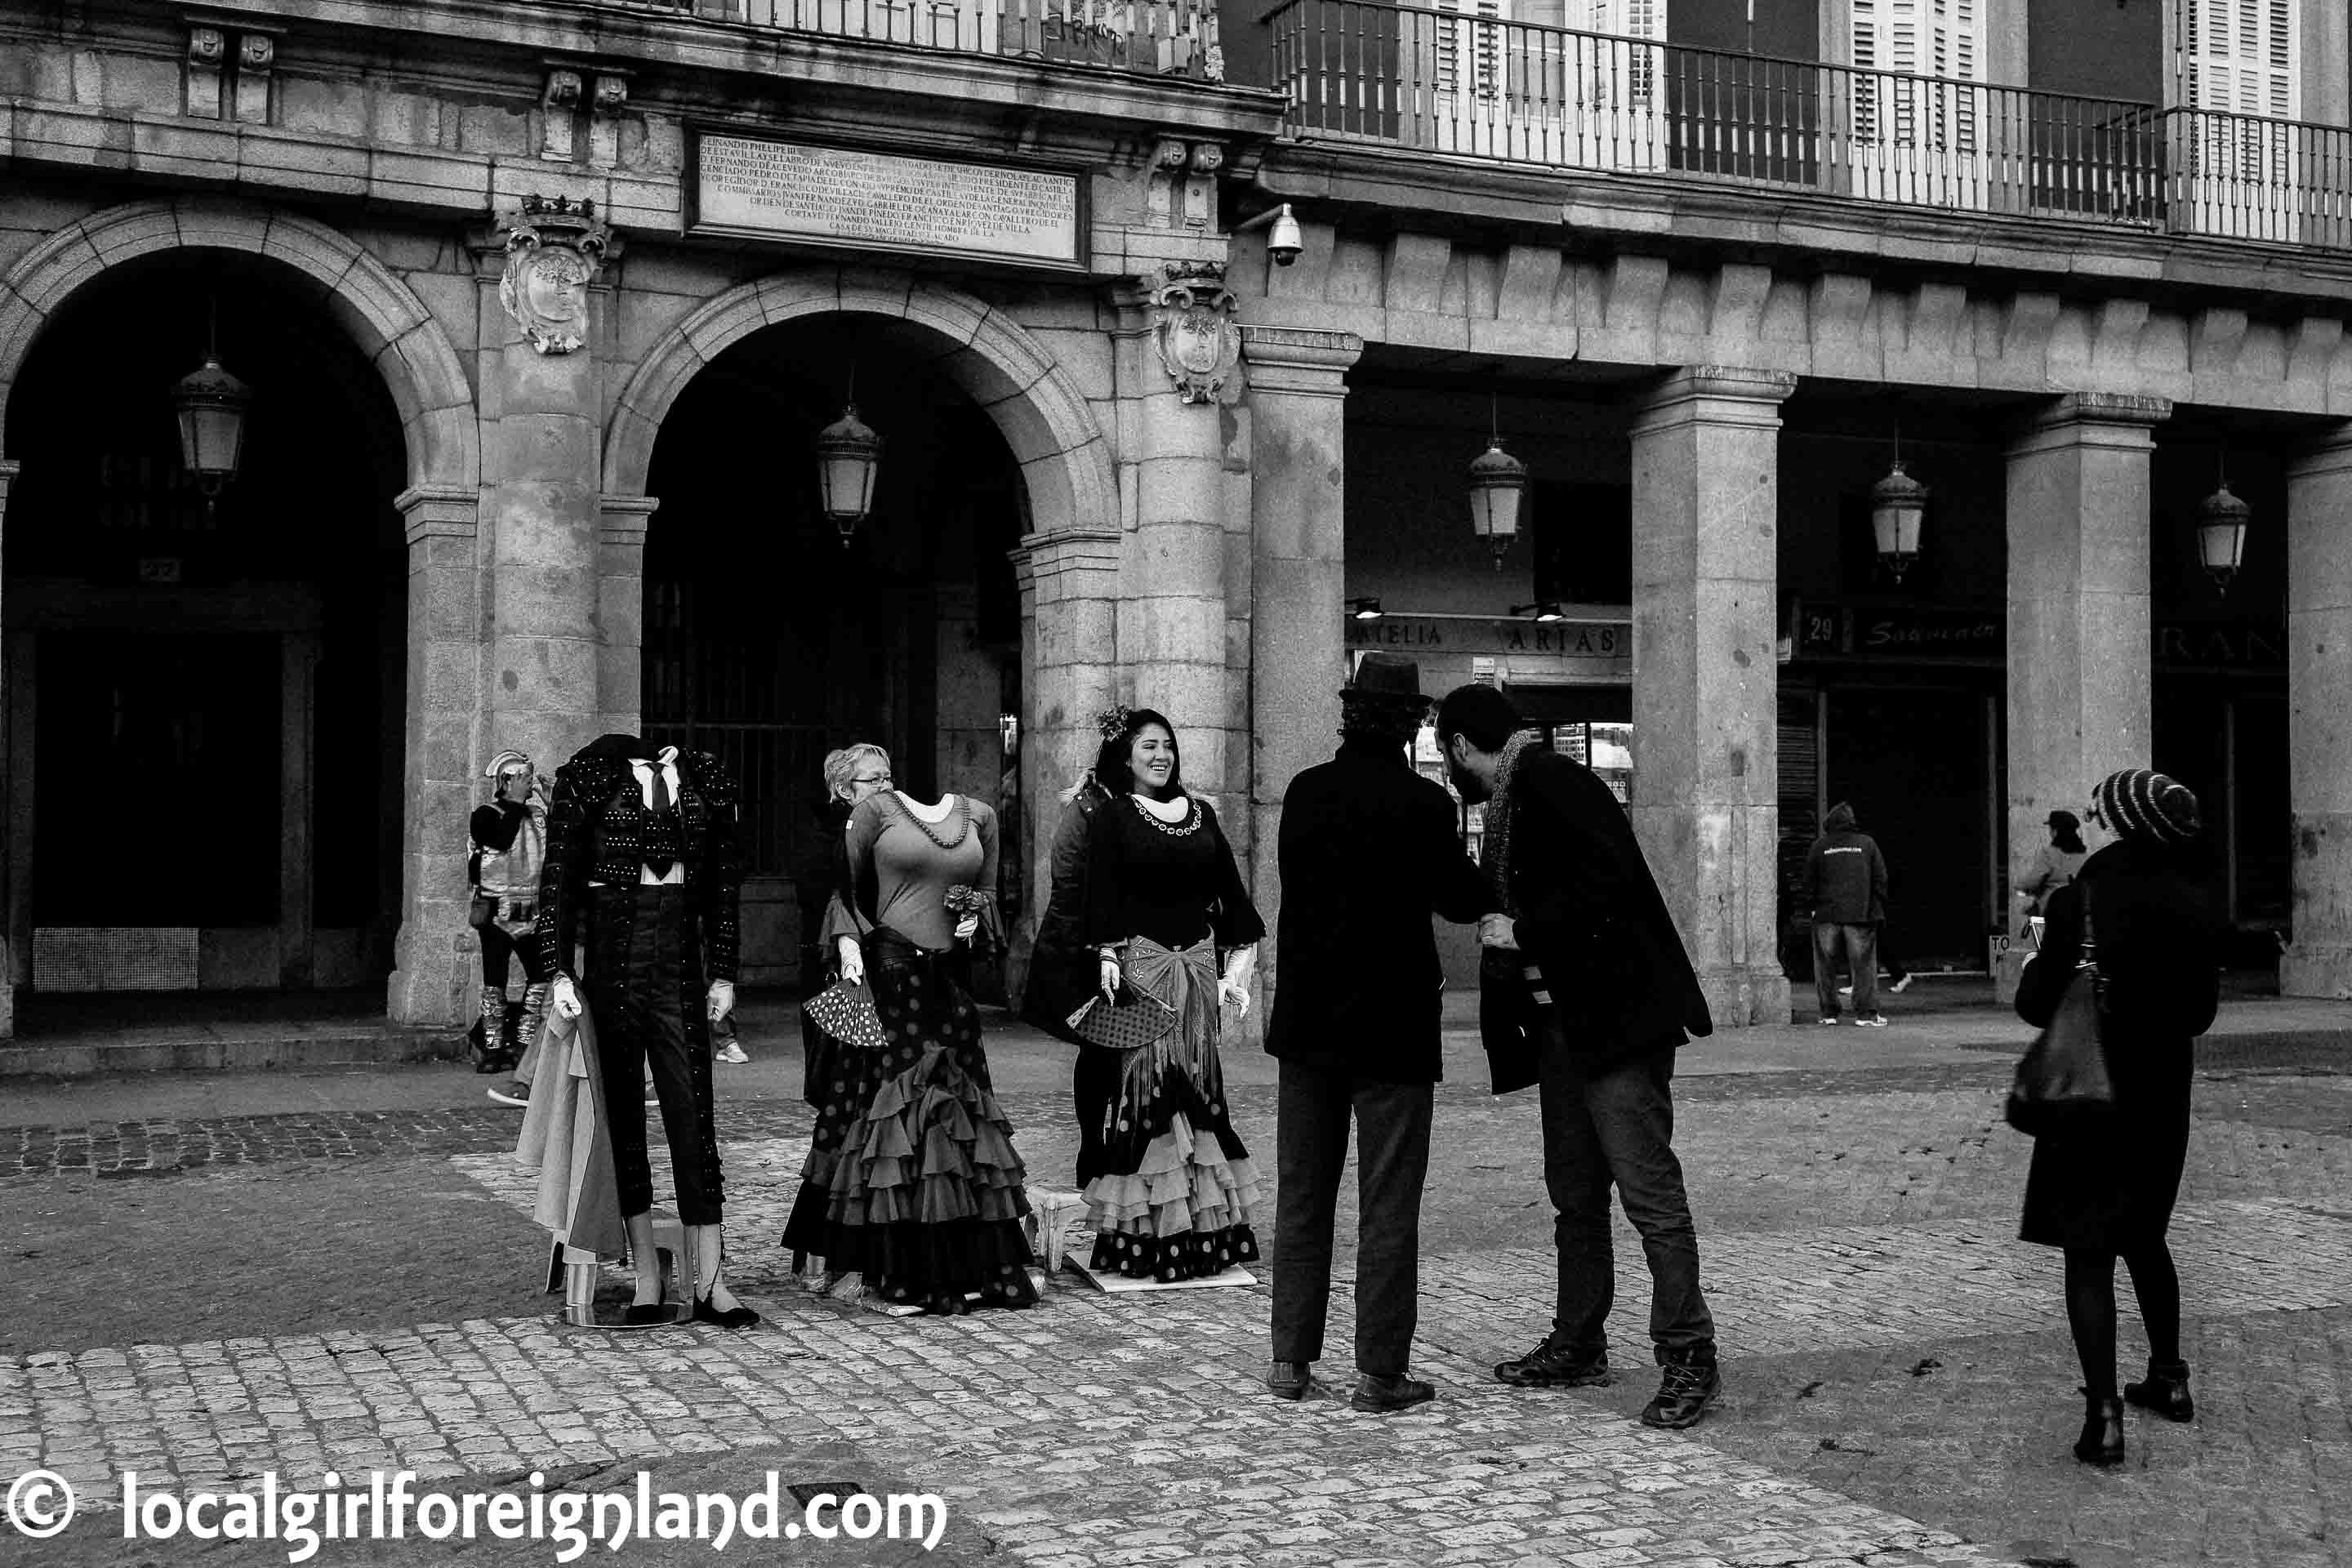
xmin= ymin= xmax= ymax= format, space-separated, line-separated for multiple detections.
xmin=2003 ymin=393 xmax=2169 ymax=889
xmin=2281 ymin=427 xmax=2352 ymax=1000
xmin=1121 ymin=265 xmax=1239 ymax=801
xmin=1009 ymin=524 xmax=1121 ymax=988
xmin=0 ymin=458 xmax=16 ymax=1036
xmin=1241 ymin=324 xmax=1361 ymax=1020
xmin=387 ymin=484 xmax=485 ymax=1029
xmin=1628 ymin=366 xmax=1795 ymax=1029
xmin=597 ymin=496 xmax=657 ymax=737
xmin=478 ymin=198 xmax=607 ymax=777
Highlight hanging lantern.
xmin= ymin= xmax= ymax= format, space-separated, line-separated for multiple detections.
xmin=172 ymin=350 xmax=252 ymax=506
xmin=1870 ymin=457 xmax=1928 ymax=584
xmin=815 ymin=403 xmax=883 ymax=546
xmin=2197 ymin=479 xmax=2250 ymax=595
xmin=1468 ymin=436 xmax=1527 ymax=568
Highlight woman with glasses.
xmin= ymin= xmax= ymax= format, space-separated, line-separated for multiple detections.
xmin=1074 ymin=706 xmax=1265 ymax=1283
xmin=781 ymin=746 xmax=1037 ymax=1312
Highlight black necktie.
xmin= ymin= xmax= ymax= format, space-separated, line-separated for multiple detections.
xmin=649 ymin=765 xmax=671 ymax=815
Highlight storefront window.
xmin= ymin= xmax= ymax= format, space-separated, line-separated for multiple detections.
xmin=1414 ymin=718 xmax=1633 ymax=861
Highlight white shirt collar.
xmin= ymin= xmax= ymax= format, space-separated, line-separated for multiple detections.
xmin=629 ymin=747 xmax=680 ymax=811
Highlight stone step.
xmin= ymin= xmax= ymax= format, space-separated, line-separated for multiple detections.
xmin=0 ymin=1027 xmax=452 ymax=1079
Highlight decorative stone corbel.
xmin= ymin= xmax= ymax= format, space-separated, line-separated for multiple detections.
xmin=1145 ymin=136 xmax=1190 ymax=228
xmin=588 ymin=74 xmax=629 ymax=169
xmin=497 ymin=196 xmax=610 ymax=355
xmin=1183 ymin=141 xmax=1223 ymax=229
xmin=1150 ymin=261 xmax=1241 ymax=404
xmin=186 ymin=25 xmax=226 ymax=119
xmin=232 ymin=32 xmax=274 ymax=126
xmin=540 ymin=69 xmax=583 ymax=163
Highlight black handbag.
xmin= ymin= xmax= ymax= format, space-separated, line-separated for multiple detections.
xmin=2005 ymin=892 xmax=2114 ymax=1136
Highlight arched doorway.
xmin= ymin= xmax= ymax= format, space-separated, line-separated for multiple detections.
xmin=2 ymin=251 xmax=408 ymax=1000
xmin=640 ymin=314 xmax=1027 ymax=988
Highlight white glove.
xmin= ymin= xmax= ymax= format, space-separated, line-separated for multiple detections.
xmin=550 ymin=975 xmax=583 ymax=1020
xmin=955 ymin=915 xmax=980 ymax=942
xmin=837 ymin=936 xmax=865 ymax=987
xmin=706 ymin=979 xmax=735 ymax=1022
xmin=1218 ymin=977 xmax=1250 ymax=1017
xmin=1098 ymin=955 xmax=1121 ymax=1001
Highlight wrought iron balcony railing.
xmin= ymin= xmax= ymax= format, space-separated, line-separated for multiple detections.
xmin=609 ymin=0 xmax=1225 ymax=80
xmin=1267 ymin=0 xmax=2352 ymax=250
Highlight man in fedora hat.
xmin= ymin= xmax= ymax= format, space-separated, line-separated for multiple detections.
xmin=1264 ymin=652 xmax=1505 ymax=1413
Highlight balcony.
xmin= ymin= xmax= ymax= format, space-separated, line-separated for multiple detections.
xmin=590 ymin=0 xmax=1227 ymax=79
xmin=1267 ymin=0 xmax=2352 ymax=251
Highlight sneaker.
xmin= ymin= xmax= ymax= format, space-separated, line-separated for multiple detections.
xmin=1837 ymin=985 xmax=1854 ymax=1000
xmin=1816 ymin=1015 xmax=1842 ymax=1027
xmin=1493 ymin=1339 xmax=1612 ymax=1388
xmin=715 ymin=1039 xmax=751 ymax=1065
xmin=1889 ymin=973 xmax=1915 ymax=994
xmin=1855 ymin=1013 xmax=1887 ymax=1027
xmin=1641 ymin=1349 xmax=1720 ymax=1429
xmin=487 ymin=1084 xmax=528 ymax=1108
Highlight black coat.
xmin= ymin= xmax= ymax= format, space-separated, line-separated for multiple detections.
xmin=1264 ymin=736 xmax=1499 ymax=1084
xmin=1479 ymin=749 xmax=1713 ymax=1086
xmin=2015 ymin=839 xmax=2223 ymax=1251
xmin=1018 ymin=781 xmax=1111 ymax=1045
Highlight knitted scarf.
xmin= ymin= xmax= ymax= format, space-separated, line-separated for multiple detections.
xmin=1477 ymin=729 xmax=1544 ymax=919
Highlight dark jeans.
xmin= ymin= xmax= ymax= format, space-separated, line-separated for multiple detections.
xmin=1537 ymin=1028 xmax=1713 ymax=1353
xmin=1271 ymin=1060 xmax=1435 ymax=1377
xmin=1812 ymin=921 xmax=1878 ymax=1015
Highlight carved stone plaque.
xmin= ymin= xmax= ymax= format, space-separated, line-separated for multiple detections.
xmin=695 ymin=135 xmax=1081 ymax=268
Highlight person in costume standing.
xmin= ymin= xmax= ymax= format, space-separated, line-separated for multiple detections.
xmin=536 ymin=733 xmax=758 ymax=1329
xmin=779 ymin=773 xmax=1037 ymax=1313
xmin=2015 ymin=768 xmax=2221 ymax=1468
xmin=470 ymin=749 xmax=551 ymax=1097
xmin=1076 ymin=706 xmax=1266 ymax=1282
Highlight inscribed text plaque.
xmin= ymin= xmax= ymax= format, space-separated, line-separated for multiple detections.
xmin=696 ymin=135 xmax=1080 ymax=266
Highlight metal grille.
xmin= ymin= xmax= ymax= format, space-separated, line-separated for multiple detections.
xmin=33 ymin=927 xmax=201 ymax=991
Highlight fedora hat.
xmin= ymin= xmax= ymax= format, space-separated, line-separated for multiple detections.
xmin=1346 ymin=652 xmax=1426 ymax=701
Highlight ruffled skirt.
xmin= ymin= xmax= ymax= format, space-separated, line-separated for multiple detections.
xmin=782 ymin=940 xmax=1036 ymax=1312
xmin=1076 ymin=935 xmax=1262 ymax=1282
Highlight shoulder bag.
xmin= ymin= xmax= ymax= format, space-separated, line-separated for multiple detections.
xmin=2004 ymin=889 xmax=2114 ymax=1136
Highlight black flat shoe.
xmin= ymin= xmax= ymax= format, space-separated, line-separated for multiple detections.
xmin=1268 ymin=1361 xmax=1316 ymax=1401
xmin=621 ymin=1302 xmax=674 ymax=1326
xmin=1351 ymin=1373 xmax=1436 ymax=1414
xmin=1494 ymin=1339 xmax=1612 ymax=1388
xmin=2123 ymin=1362 xmax=2194 ymax=1422
xmin=693 ymin=1295 xmax=760 ymax=1330
xmin=2074 ymin=1394 xmax=2126 ymax=1466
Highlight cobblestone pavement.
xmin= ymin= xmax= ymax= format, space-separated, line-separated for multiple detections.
xmin=2 ymin=1026 xmax=2348 ymax=1566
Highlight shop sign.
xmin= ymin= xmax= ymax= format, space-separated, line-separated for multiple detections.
xmin=692 ymin=134 xmax=1083 ymax=269
xmin=1793 ymin=604 xmax=2002 ymax=659
xmin=2154 ymin=621 xmax=2286 ymax=669
xmin=1345 ymin=615 xmax=1631 ymax=662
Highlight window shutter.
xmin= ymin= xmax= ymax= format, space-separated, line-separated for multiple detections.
xmin=1851 ymin=0 xmax=1984 ymax=148
xmin=2180 ymin=0 xmax=2299 ymax=120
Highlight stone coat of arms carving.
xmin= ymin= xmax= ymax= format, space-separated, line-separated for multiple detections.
xmin=497 ymin=196 xmax=610 ymax=356
xmin=1152 ymin=263 xmax=1241 ymax=404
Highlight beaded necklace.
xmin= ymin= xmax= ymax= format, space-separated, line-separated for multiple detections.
xmin=890 ymin=792 xmax=971 ymax=851
xmin=1128 ymin=792 xmax=1202 ymax=838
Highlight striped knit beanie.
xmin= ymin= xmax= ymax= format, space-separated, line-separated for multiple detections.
xmin=2091 ymin=768 xmax=2201 ymax=845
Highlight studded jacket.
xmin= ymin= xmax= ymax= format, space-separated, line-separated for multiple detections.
xmin=533 ymin=745 xmax=745 ymax=983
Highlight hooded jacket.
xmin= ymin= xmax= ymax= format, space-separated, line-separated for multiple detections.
xmin=1803 ymin=802 xmax=1886 ymax=925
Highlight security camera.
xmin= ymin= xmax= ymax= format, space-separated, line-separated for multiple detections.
xmin=1236 ymin=203 xmax=1304 ymax=267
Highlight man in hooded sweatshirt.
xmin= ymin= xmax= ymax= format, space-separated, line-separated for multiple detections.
xmin=1804 ymin=801 xmax=1889 ymax=1026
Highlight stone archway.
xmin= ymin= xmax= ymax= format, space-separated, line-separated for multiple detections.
xmin=603 ymin=268 xmax=1122 ymax=969
xmin=0 ymin=198 xmax=481 ymax=1032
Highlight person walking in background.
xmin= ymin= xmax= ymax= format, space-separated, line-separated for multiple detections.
xmin=2015 ymin=768 xmax=2222 ymax=1468
xmin=2016 ymin=808 xmax=2090 ymax=940
xmin=1805 ymin=801 xmax=1889 ymax=1027
xmin=1264 ymin=654 xmax=1501 ymax=1414
xmin=1437 ymin=684 xmax=1722 ymax=1431
xmin=470 ymin=749 xmax=552 ymax=1105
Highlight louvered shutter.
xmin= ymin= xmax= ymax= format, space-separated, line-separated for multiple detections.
xmin=1851 ymin=0 xmax=1984 ymax=148
xmin=2180 ymin=0 xmax=2299 ymax=120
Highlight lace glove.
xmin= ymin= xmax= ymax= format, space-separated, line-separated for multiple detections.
xmin=550 ymin=974 xmax=584 ymax=1021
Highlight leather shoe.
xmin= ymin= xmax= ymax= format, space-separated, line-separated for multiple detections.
xmin=2123 ymin=1361 xmax=2194 ymax=1422
xmin=1267 ymin=1360 xmax=1316 ymax=1401
xmin=1640 ymin=1347 xmax=1720 ymax=1429
xmin=621 ymin=1302 xmax=675 ymax=1326
xmin=2074 ymin=1393 xmax=2126 ymax=1466
xmin=1494 ymin=1339 xmax=1612 ymax=1388
xmin=1351 ymin=1372 xmax=1436 ymax=1414
xmin=693 ymin=1295 xmax=761 ymax=1330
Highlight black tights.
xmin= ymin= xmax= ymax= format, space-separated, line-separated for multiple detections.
xmin=2063 ymin=1241 xmax=2182 ymax=1397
